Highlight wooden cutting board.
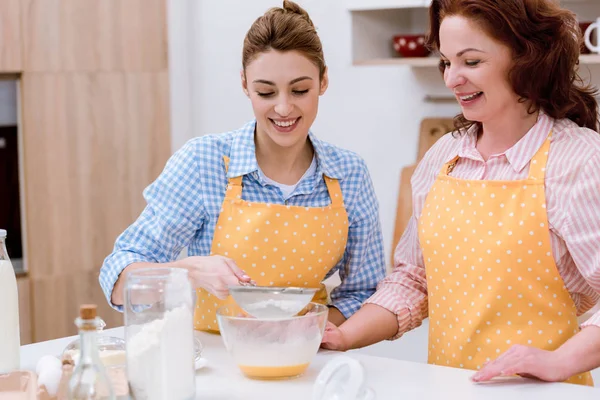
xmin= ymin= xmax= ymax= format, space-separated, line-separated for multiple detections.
xmin=417 ymin=118 xmax=455 ymax=162
xmin=392 ymin=164 xmax=417 ymax=266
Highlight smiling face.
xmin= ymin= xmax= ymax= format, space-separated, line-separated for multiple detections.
xmin=439 ymin=16 xmax=519 ymax=123
xmin=242 ymin=49 xmax=328 ymax=151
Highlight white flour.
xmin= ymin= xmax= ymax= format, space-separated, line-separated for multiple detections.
xmin=126 ymin=306 xmax=195 ymax=400
xmin=232 ymin=334 xmax=321 ymax=366
xmin=244 ymin=299 xmax=306 ymax=318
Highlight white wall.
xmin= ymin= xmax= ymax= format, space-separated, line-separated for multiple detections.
xmin=168 ymin=0 xmax=459 ymax=266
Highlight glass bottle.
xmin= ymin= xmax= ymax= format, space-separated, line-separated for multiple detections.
xmin=0 ymin=229 xmax=20 ymax=373
xmin=67 ymin=304 xmax=115 ymax=400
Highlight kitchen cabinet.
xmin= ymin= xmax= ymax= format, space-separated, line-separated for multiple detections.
xmin=18 ymin=0 xmax=171 ymax=342
xmin=0 ymin=0 xmax=22 ymax=71
xmin=21 ymin=0 xmax=167 ymax=72
xmin=20 ymin=72 xmax=170 ymax=342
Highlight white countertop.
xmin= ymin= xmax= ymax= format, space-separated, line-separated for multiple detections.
xmin=20 ymin=327 xmax=599 ymax=399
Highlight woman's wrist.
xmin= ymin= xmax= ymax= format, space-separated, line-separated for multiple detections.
xmin=337 ymin=324 xmax=354 ymax=351
xmin=553 ymin=326 xmax=600 ymax=378
xmin=169 ymin=258 xmax=188 ymax=271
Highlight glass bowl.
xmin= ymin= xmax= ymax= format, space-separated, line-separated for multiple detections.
xmin=62 ymin=323 xmax=204 ymax=367
xmin=216 ymin=302 xmax=328 ymax=380
xmin=62 ymin=335 xmax=127 ymax=367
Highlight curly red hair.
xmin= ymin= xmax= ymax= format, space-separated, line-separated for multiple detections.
xmin=427 ymin=0 xmax=598 ymax=134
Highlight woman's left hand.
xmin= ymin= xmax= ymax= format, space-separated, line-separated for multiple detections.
xmin=471 ymin=344 xmax=571 ymax=383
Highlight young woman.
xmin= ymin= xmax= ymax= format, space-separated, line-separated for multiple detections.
xmin=99 ymin=0 xmax=385 ymax=332
xmin=322 ymin=0 xmax=600 ymax=386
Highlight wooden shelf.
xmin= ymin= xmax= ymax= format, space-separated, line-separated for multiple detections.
xmin=348 ymin=0 xmax=589 ymax=12
xmin=353 ymin=54 xmax=600 ymax=67
xmin=350 ymin=1 xmax=600 ymax=66
xmin=353 ymin=57 xmax=438 ymax=67
xmin=580 ymin=54 xmax=600 ymax=64
xmin=347 ymin=0 xmax=430 ymax=11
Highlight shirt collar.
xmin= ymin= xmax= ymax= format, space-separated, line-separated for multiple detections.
xmin=309 ymin=130 xmax=344 ymax=180
xmin=227 ymin=120 xmax=259 ymax=178
xmin=504 ymin=111 xmax=554 ymax=173
xmin=445 ymin=111 xmax=555 ymax=172
xmin=227 ymin=120 xmax=344 ymax=180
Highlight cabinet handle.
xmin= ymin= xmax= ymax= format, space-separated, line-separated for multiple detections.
xmin=0 ymin=138 xmax=6 ymax=149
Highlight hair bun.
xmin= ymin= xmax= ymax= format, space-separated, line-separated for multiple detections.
xmin=282 ymin=0 xmax=315 ymax=28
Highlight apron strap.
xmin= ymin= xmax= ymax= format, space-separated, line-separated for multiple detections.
xmin=324 ymin=176 xmax=344 ymax=207
xmin=527 ymin=131 xmax=552 ymax=181
xmin=223 ymin=156 xmax=243 ymax=200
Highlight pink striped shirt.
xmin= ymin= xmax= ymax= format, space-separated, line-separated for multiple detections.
xmin=366 ymin=111 xmax=600 ymax=339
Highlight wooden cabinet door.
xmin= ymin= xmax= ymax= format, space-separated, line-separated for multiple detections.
xmin=21 ymin=72 xmax=170 ymax=341
xmin=20 ymin=0 xmax=171 ymax=342
xmin=17 ymin=276 xmax=31 ymax=345
xmin=21 ymin=0 xmax=167 ymax=72
xmin=0 ymin=0 xmax=22 ymax=71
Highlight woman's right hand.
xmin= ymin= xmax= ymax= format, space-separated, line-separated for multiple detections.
xmin=321 ymin=321 xmax=351 ymax=351
xmin=176 ymin=255 xmax=252 ymax=299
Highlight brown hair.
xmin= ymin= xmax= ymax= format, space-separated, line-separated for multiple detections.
xmin=242 ymin=0 xmax=326 ymax=80
xmin=426 ymin=0 xmax=599 ymax=134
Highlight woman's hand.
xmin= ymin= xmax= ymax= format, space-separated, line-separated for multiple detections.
xmin=177 ymin=255 xmax=252 ymax=299
xmin=321 ymin=321 xmax=351 ymax=351
xmin=471 ymin=345 xmax=571 ymax=383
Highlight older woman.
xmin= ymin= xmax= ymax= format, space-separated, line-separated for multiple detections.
xmin=322 ymin=0 xmax=600 ymax=386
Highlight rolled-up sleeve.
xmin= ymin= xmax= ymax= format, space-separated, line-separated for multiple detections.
xmin=99 ymin=140 xmax=207 ymax=311
xmin=365 ymin=214 xmax=429 ymax=339
xmin=329 ymin=161 xmax=386 ymax=318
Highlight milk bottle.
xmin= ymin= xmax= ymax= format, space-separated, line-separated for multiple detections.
xmin=0 ymin=229 xmax=20 ymax=373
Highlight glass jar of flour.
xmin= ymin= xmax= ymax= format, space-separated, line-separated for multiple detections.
xmin=124 ymin=268 xmax=196 ymax=400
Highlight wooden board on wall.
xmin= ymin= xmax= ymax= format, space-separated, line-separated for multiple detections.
xmin=0 ymin=0 xmax=22 ymax=71
xmin=21 ymin=0 xmax=167 ymax=72
xmin=392 ymin=164 xmax=416 ymax=268
xmin=417 ymin=118 xmax=454 ymax=162
xmin=21 ymin=72 xmax=171 ymax=340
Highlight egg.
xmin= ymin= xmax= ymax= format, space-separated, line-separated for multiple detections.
xmin=38 ymin=367 xmax=63 ymax=396
xmin=36 ymin=355 xmax=63 ymax=397
xmin=35 ymin=355 xmax=61 ymax=376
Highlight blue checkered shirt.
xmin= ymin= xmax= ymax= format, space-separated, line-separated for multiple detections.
xmin=99 ymin=120 xmax=386 ymax=318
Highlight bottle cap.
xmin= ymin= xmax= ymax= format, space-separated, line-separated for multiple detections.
xmin=0 ymin=229 xmax=6 ymax=238
xmin=80 ymin=304 xmax=97 ymax=320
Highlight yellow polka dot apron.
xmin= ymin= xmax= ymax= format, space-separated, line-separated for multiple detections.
xmin=194 ymin=156 xmax=349 ymax=332
xmin=419 ymin=132 xmax=593 ymax=386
